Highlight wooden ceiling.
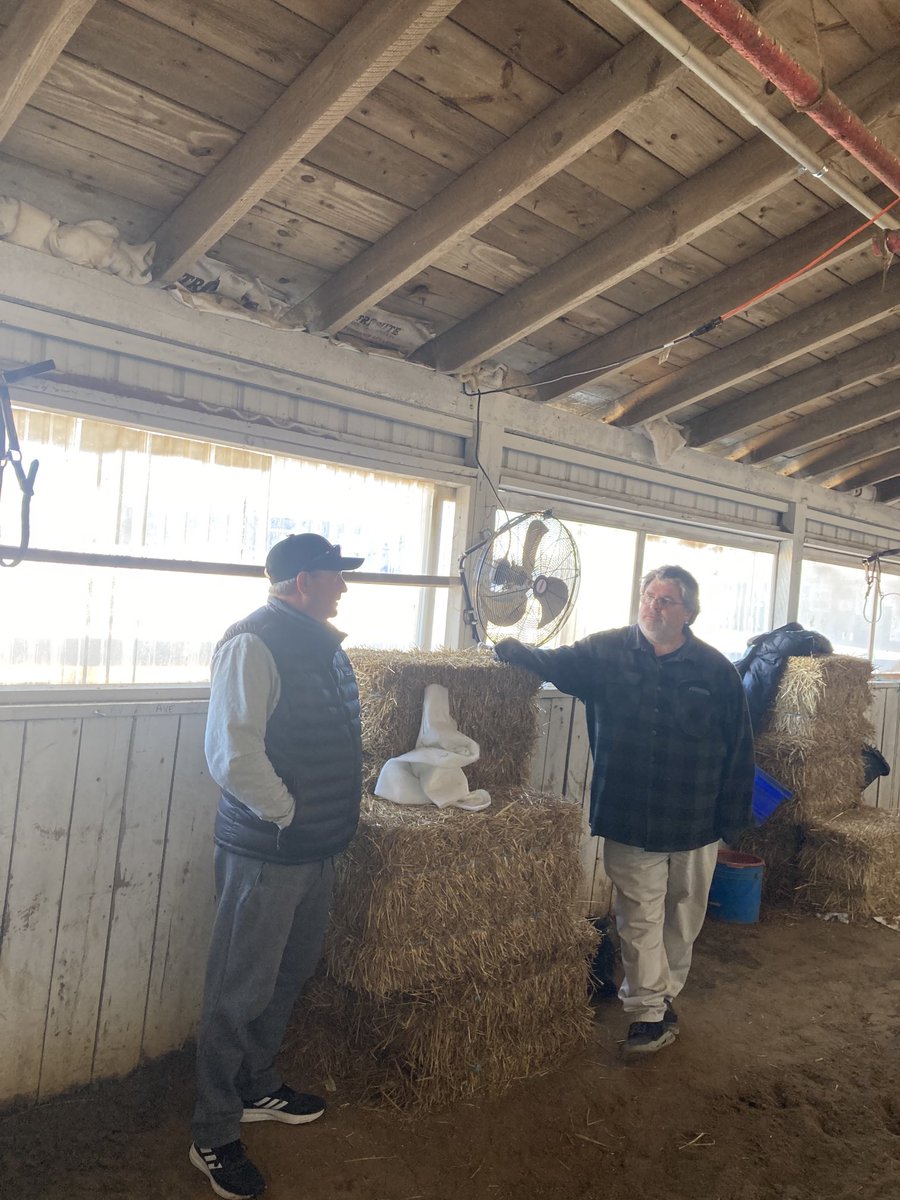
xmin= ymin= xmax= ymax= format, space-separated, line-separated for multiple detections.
xmin=3 ymin=0 xmax=900 ymax=501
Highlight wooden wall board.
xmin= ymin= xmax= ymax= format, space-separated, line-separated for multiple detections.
xmin=39 ymin=716 xmax=133 ymax=1099
xmin=93 ymin=714 xmax=179 ymax=1081
xmin=0 ymin=720 xmax=25 ymax=957
xmin=142 ymin=714 xmax=218 ymax=1060
xmin=0 ymin=717 xmax=81 ymax=1106
xmin=873 ymin=685 xmax=900 ymax=815
xmin=537 ymin=696 xmax=574 ymax=797
xmin=529 ymin=696 xmax=551 ymax=792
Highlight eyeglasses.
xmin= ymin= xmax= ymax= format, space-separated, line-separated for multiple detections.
xmin=641 ymin=593 xmax=684 ymax=610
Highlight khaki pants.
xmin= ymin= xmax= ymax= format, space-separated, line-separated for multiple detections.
xmin=603 ymin=838 xmax=718 ymax=1024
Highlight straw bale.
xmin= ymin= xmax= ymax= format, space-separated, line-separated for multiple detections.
xmin=737 ymin=821 xmax=804 ymax=907
xmin=799 ymin=808 xmax=900 ymax=920
xmin=326 ymin=790 xmax=585 ymax=995
xmin=766 ymin=655 xmax=872 ymax=741
xmin=754 ymin=732 xmax=866 ymax=824
xmin=349 ymin=648 xmax=541 ymax=794
xmin=288 ymin=935 xmax=597 ymax=1109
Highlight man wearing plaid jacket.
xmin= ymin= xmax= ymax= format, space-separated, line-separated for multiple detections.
xmin=495 ymin=564 xmax=754 ymax=1056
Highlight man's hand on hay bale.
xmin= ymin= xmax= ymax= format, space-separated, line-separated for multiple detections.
xmin=494 ymin=638 xmax=527 ymax=665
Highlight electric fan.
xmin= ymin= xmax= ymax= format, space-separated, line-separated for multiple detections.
xmin=459 ymin=510 xmax=580 ymax=645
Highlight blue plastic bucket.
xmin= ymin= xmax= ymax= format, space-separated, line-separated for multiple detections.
xmin=707 ymin=849 xmax=764 ymax=924
xmin=752 ymin=766 xmax=792 ymax=825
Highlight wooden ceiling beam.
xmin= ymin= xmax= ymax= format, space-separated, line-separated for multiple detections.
xmin=689 ymin=329 xmax=900 ymax=449
xmin=787 ymin=409 xmax=900 ymax=480
xmin=737 ymin=377 xmax=900 ymax=466
xmin=150 ymin=0 xmax=460 ymax=283
xmin=527 ymin=190 xmax=890 ymax=405
xmin=292 ymin=29 xmax=683 ymax=334
xmin=0 ymin=0 xmax=98 ymax=142
xmin=609 ymin=269 xmax=900 ymax=427
xmin=408 ymin=50 xmax=900 ymax=374
xmin=828 ymin=449 xmax=900 ymax=490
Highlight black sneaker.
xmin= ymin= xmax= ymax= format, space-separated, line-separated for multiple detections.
xmin=241 ymin=1084 xmax=325 ymax=1125
xmin=623 ymin=1019 xmax=679 ymax=1056
xmin=189 ymin=1140 xmax=266 ymax=1199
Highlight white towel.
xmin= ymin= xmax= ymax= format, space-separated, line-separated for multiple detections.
xmin=374 ymin=684 xmax=491 ymax=812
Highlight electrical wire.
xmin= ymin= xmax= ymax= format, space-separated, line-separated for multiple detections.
xmin=719 ymin=192 xmax=900 ymax=322
xmin=459 ymin=192 xmax=900 ymax=401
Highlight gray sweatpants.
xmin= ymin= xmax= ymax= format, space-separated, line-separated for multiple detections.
xmin=191 ymin=847 xmax=336 ymax=1148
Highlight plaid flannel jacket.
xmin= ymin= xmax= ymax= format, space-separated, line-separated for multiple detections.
xmin=508 ymin=625 xmax=754 ymax=852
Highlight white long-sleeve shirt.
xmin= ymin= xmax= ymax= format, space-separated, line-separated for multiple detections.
xmin=204 ymin=631 xmax=296 ymax=829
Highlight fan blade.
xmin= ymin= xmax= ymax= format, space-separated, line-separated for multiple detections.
xmin=478 ymin=587 xmax=529 ymax=627
xmin=521 ymin=519 xmax=548 ymax=575
xmin=536 ymin=576 xmax=569 ymax=627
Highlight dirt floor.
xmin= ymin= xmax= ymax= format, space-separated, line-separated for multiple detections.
xmin=3 ymin=910 xmax=899 ymax=1200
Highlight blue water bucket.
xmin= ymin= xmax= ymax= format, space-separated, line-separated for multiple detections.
xmin=707 ymin=849 xmax=764 ymax=924
xmin=752 ymin=765 xmax=792 ymax=825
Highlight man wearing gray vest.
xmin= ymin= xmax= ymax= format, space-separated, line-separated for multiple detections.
xmin=191 ymin=533 xmax=364 ymax=1199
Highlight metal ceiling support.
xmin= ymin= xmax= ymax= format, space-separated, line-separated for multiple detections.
xmin=680 ymin=0 xmax=900 ymax=216
xmin=604 ymin=0 xmax=900 ymax=230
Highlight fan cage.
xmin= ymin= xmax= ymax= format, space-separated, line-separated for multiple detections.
xmin=470 ymin=513 xmax=580 ymax=646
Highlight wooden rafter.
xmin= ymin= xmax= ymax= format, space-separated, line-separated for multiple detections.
xmin=737 ymin=377 xmax=900 ymax=466
xmin=407 ymin=51 xmax=900 ymax=374
xmin=151 ymin=0 xmax=461 ymax=283
xmin=293 ymin=36 xmax=675 ymax=333
xmin=0 ymin=0 xmax=97 ymax=142
xmin=527 ymin=190 xmax=892 ymax=405
xmin=291 ymin=5 xmax=742 ymax=335
xmin=829 ymin=449 xmax=900 ymax=490
xmin=609 ymin=269 xmax=900 ymax=428
xmin=689 ymin=329 xmax=900 ymax=449
xmin=787 ymin=409 xmax=900 ymax=480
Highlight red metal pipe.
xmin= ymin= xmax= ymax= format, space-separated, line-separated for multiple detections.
xmin=680 ymin=0 xmax=900 ymax=212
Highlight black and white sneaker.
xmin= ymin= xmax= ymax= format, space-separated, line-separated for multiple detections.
xmin=623 ymin=1019 xmax=679 ymax=1056
xmin=189 ymin=1140 xmax=266 ymax=1199
xmin=241 ymin=1084 xmax=326 ymax=1125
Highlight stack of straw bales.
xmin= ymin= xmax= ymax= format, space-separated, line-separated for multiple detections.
xmin=286 ymin=650 xmax=598 ymax=1108
xmin=799 ymin=808 xmax=900 ymax=920
xmin=738 ymin=654 xmax=896 ymax=915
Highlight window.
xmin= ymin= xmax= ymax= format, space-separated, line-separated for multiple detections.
xmin=642 ymin=535 xmax=774 ymax=660
xmin=798 ymin=558 xmax=900 ymax=671
xmin=543 ymin=518 xmax=637 ymax=647
xmin=1 ymin=408 xmax=457 ymax=684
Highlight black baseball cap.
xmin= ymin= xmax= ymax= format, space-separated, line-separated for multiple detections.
xmin=264 ymin=533 xmax=365 ymax=582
